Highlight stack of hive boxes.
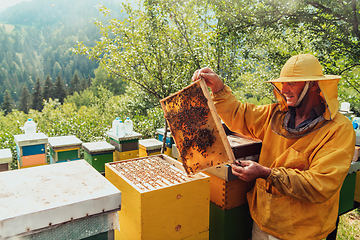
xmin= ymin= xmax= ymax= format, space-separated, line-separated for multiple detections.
xmin=48 ymin=135 xmax=82 ymax=164
xmin=106 ymin=131 xmax=142 ymax=161
xmin=204 ymin=130 xmax=262 ymax=240
xmin=105 ymin=154 xmax=210 ymax=240
xmin=14 ymin=133 xmax=48 ymax=169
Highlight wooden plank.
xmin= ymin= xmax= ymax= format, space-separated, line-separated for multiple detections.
xmin=160 ymin=79 xmax=235 ymax=175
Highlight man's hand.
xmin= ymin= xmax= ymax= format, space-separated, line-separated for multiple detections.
xmin=192 ymin=67 xmax=225 ymax=94
xmin=231 ymin=160 xmax=271 ymax=182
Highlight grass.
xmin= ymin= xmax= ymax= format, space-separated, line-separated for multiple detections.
xmin=337 ymin=208 xmax=360 ymax=240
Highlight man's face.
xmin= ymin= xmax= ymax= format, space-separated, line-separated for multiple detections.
xmin=280 ymin=82 xmax=306 ymax=107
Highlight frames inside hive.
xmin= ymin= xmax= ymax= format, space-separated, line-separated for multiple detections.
xmin=109 ymin=155 xmax=191 ymax=192
xmin=160 ymin=79 xmax=235 ymax=175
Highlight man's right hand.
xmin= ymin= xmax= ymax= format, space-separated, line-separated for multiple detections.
xmin=191 ymin=67 xmax=225 ymax=94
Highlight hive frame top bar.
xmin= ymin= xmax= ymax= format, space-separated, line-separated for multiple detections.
xmin=107 ymin=154 xmax=208 ymax=193
xmin=160 ymin=79 xmax=235 ymax=175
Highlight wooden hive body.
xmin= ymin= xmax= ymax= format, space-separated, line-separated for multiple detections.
xmin=48 ymin=135 xmax=82 ymax=163
xmin=0 ymin=149 xmax=12 ymax=172
xmin=82 ymin=141 xmax=115 ymax=172
xmin=105 ymin=154 xmax=210 ymax=240
xmin=160 ymin=79 xmax=235 ymax=175
xmin=107 ymin=131 xmax=142 ymax=161
xmin=139 ymin=139 xmax=162 ymax=157
xmin=14 ymin=133 xmax=48 ymax=168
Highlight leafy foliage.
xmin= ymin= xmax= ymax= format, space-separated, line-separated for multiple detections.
xmin=1 ymin=84 xmax=164 ymax=169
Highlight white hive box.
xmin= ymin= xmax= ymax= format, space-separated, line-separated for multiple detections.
xmin=0 ymin=160 xmax=121 ymax=239
xmin=0 ymin=148 xmax=12 ymax=171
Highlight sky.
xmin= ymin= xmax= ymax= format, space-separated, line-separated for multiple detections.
xmin=0 ymin=0 xmax=31 ymax=12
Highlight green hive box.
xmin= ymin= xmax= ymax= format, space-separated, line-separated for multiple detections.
xmin=48 ymin=136 xmax=82 ymax=164
xmin=209 ymin=203 xmax=252 ymax=240
xmin=338 ymin=161 xmax=360 ymax=215
xmin=82 ymin=141 xmax=115 ymax=173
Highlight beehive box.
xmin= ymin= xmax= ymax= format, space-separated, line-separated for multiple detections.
xmin=48 ymin=135 xmax=82 ymax=164
xmin=355 ymin=171 xmax=360 ymax=203
xmin=204 ymin=171 xmax=255 ymax=211
xmin=209 ymin=203 xmax=252 ymax=240
xmin=139 ymin=139 xmax=162 ymax=157
xmin=14 ymin=133 xmax=48 ymax=168
xmin=0 ymin=160 xmax=121 ymax=239
xmin=105 ymin=154 xmax=210 ymax=240
xmin=0 ymin=149 xmax=12 ymax=172
xmin=83 ymin=141 xmax=115 ymax=173
xmin=339 ymin=161 xmax=360 ymax=214
xmin=156 ymin=128 xmax=174 ymax=156
xmin=160 ymin=79 xmax=235 ymax=175
xmin=106 ymin=131 xmax=142 ymax=161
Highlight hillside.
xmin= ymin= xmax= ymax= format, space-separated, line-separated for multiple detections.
xmin=0 ymin=0 xmax=128 ymax=105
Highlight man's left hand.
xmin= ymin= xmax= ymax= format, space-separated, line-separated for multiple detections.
xmin=231 ymin=160 xmax=271 ymax=182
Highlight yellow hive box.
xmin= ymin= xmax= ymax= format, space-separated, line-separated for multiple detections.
xmin=105 ymin=154 xmax=210 ymax=240
xmin=139 ymin=139 xmax=162 ymax=157
xmin=113 ymin=149 xmax=139 ymax=161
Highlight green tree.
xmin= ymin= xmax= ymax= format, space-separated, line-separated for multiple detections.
xmin=2 ymin=90 xmax=13 ymax=115
xmin=208 ymin=0 xmax=360 ymax=91
xmin=19 ymin=85 xmax=31 ymax=114
xmin=32 ymin=77 xmax=43 ymax=111
xmin=73 ymin=1 xmax=246 ymax=152
xmin=69 ymin=72 xmax=81 ymax=95
xmin=80 ymin=77 xmax=87 ymax=92
xmin=53 ymin=73 xmax=67 ymax=104
xmin=43 ymin=74 xmax=54 ymax=101
xmin=87 ymin=75 xmax=92 ymax=88
xmin=52 ymin=62 xmax=62 ymax=81
xmin=91 ymin=65 xmax=127 ymax=95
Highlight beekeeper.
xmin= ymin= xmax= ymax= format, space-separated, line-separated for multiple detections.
xmin=192 ymin=54 xmax=355 ymax=240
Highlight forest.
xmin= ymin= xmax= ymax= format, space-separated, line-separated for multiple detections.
xmin=0 ymin=0 xmax=127 ymax=107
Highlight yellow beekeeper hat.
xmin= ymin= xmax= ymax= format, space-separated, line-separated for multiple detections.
xmin=265 ymin=54 xmax=341 ymax=83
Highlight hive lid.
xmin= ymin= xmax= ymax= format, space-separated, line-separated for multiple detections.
xmin=106 ymin=131 xmax=142 ymax=141
xmin=139 ymin=139 xmax=162 ymax=150
xmin=160 ymin=79 xmax=235 ymax=175
xmin=82 ymin=141 xmax=115 ymax=153
xmin=48 ymin=135 xmax=82 ymax=148
xmin=348 ymin=161 xmax=360 ymax=175
xmin=0 ymin=160 xmax=121 ymax=238
xmin=156 ymin=128 xmax=173 ymax=137
xmin=14 ymin=133 xmax=48 ymax=146
xmin=0 ymin=149 xmax=12 ymax=164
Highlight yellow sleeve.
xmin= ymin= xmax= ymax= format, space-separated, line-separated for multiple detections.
xmin=212 ymin=85 xmax=275 ymax=140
